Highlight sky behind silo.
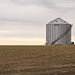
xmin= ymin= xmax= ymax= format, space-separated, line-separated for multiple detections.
xmin=0 ymin=0 xmax=75 ymax=45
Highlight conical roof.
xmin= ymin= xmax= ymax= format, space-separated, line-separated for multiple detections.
xmin=47 ymin=18 xmax=71 ymax=24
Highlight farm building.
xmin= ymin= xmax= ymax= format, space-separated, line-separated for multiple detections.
xmin=46 ymin=18 xmax=72 ymax=45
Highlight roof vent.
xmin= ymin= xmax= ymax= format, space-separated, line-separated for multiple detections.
xmin=56 ymin=21 xmax=58 ymax=22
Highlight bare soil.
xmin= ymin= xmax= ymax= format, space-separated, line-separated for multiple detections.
xmin=0 ymin=45 xmax=75 ymax=75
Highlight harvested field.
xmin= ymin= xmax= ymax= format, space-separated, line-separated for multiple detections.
xmin=0 ymin=45 xmax=75 ymax=75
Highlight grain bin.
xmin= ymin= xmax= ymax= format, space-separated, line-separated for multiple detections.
xmin=46 ymin=18 xmax=72 ymax=45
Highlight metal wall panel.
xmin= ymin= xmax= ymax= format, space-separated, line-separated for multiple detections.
xmin=46 ymin=24 xmax=72 ymax=45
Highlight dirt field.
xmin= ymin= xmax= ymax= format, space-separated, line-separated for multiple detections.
xmin=0 ymin=45 xmax=75 ymax=75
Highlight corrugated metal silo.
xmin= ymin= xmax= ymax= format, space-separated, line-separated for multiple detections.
xmin=46 ymin=18 xmax=72 ymax=45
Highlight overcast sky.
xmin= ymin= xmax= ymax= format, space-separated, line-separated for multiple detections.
xmin=0 ymin=0 xmax=75 ymax=45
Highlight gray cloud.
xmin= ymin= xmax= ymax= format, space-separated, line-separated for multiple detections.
xmin=0 ymin=0 xmax=75 ymax=9
xmin=0 ymin=0 xmax=74 ymax=14
xmin=10 ymin=0 xmax=57 ymax=8
xmin=10 ymin=0 xmax=75 ymax=8
xmin=0 ymin=0 xmax=57 ymax=8
xmin=0 ymin=18 xmax=39 ymax=24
